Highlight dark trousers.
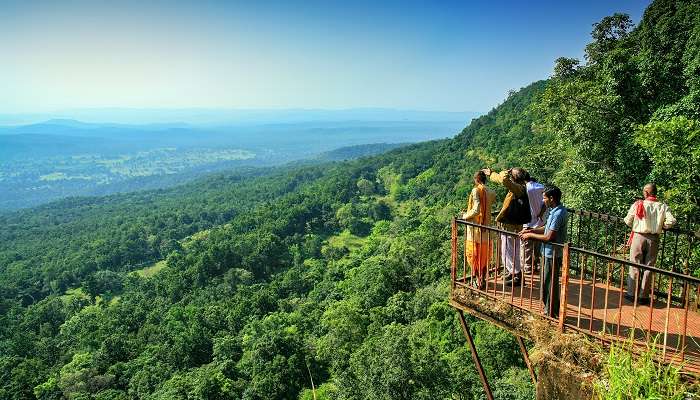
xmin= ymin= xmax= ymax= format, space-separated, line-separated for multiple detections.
xmin=541 ymin=256 xmax=561 ymax=318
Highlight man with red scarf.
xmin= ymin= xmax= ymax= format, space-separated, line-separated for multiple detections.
xmin=623 ymin=183 xmax=676 ymax=305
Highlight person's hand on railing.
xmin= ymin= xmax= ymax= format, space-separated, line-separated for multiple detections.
xmin=519 ymin=228 xmax=536 ymax=240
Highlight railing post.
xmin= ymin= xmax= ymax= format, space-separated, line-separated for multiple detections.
xmin=451 ymin=217 xmax=457 ymax=290
xmin=559 ymin=243 xmax=570 ymax=331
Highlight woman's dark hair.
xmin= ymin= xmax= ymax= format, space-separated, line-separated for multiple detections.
xmin=544 ymin=185 xmax=562 ymax=203
xmin=474 ymin=170 xmax=487 ymax=184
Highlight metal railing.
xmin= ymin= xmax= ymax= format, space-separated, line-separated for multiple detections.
xmin=564 ymin=209 xmax=698 ymax=275
xmin=450 ymin=215 xmax=700 ymax=373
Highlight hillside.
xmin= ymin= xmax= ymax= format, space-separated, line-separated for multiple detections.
xmin=1 ymin=0 xmax=699 ymax=399
xmin=315 ymin=143 xmax=409 ymax=161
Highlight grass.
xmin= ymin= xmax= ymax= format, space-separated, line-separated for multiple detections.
xmin=61 ymin=287 xmax=89 ymax=301
xmin=39 ymin=172 xmax=93 ymax=181
xmin=134 ymin=260 xmax=167 ymax=278
xmin=181 ymin=229 xmax=212 ymax=250
xmin=39 ymin=172 xmax=68 ymax=181
xmin=594 ymin=336 xmax=691 ymax=400
xmin=326 ymin=229 xmax=366 ymax=251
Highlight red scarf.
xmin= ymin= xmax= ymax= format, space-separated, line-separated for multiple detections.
xmin=627 ymin=196 xmax=658 ymax=246
xmin=635 ymin=195 xmax=657 ymax=219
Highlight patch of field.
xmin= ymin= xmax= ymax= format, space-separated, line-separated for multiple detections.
xmin=180 ymin=229 xmax=212 ymax=250
xmin=39 ymin=172 xmax=67 ymax=181
xmin=39 ymin=172 xmax=92 ymax=181
xmin=61 ymin=287 xmax=89 ymax=300
xmin=96 ymin=295 xmax=121 ymax=306
xmin=134 ymin=260 xmax=167 ymax=278
xmin=326 ymin=229 xmax=366 ymax=250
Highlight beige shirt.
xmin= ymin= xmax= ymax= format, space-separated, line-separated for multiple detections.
xmin=463 ymin=186 xmax=497 ymax=222
xmin=624 ymin=199 xmax=676 ymax=234
xmin=462 ymin=185 xmax=497 ymax=242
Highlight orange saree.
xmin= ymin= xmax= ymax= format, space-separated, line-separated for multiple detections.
xmin=465 ymin=184 xmax=493 ymax=288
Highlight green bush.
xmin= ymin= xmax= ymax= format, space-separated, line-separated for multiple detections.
xmin=595 ymin=338 xmax=689 ymax=400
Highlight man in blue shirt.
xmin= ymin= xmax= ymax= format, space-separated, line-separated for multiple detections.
xmin=519 ymin=186 xmax=568 ymax=318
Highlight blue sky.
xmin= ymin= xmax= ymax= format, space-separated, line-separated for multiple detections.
xmin=1 ymin=0 xmax=651 ymax=114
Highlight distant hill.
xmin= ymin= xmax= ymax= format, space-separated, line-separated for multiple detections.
xmin=316 ymin=143 xmax=409 ymax=161
xmin=0 ymin=134 xmax=117 ymax=160
xmin=0 ymin=108 xmax=482 ymax=126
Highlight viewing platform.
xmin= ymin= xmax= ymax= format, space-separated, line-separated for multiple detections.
xmin=449 ymin=210 xmax=699 ymax=399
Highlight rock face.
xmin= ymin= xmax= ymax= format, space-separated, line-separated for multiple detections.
xmin=535 ymin=360 xmax=594 ymax=400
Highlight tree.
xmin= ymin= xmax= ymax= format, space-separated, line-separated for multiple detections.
xmin=237 ymin=312 xmax=309 ymax=400
xmin=635 ymin=116 xmax=700 ymax=216
xmin=317 ymin=298 xmax=369 ymax=374
xmin=335 ymin=203 xmax=370 ymax=236
xmin=552 ymin=57 xmax=580 ymax=79
xmin=585 ymin=13 xmax=633 ymax=64
xmin=150 ymin=364 xmax=237 ymax=400
xmin=57 ymin=352 xmax=114 ymax=399
xmin=84 ymin=270 xmax=124 ymax=300
xmin=356 ymin=178 xmax=375 ymax=196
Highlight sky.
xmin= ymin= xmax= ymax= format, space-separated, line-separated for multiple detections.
xmin=1 ymin=0 xmax=652 ymax=116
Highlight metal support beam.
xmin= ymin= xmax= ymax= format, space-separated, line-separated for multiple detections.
xmin=559 ymin=242 xmax=570 ymax=331
xmin=451 ymin=217 xmax=457 ymax=291
xmin=457 ymin=309 xmax=494 ymax=400
xmin=516 ymin=335 xmax=537 ymax=386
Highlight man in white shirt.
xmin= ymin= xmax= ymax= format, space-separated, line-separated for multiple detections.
xmin=521 ymin=173 xmax=545 ymax=274
xmin=623 ymin=183 xmax=676 ymax=305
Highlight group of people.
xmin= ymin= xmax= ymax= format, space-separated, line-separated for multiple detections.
xmin=461 ymin=168 xmax=676 ymax=319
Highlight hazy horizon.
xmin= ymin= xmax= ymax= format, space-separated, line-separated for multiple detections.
xmin=0 ymin=107 xmax=482 ymax=127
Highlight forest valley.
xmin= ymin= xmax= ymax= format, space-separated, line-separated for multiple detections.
xmin=1 ymin=0 xmax=699 ymax=399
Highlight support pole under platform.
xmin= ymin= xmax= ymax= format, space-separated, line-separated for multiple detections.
xmin=516 ymin=335 xmax=537 ymax=386
xmin=456 ymin=309 xmax=494 ymax=400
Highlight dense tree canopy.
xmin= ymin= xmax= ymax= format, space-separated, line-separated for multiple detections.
xmin=1 ymin=0 xmax=698 ymax=398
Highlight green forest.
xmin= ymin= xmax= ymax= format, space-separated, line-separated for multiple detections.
xmin=1 ymin=0 xmax=699 ymax=398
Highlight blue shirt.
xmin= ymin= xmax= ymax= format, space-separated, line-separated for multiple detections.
xmin=542 ymin=204 xmax=568 ymax=258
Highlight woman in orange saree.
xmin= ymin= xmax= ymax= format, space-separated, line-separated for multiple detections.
xmin=462 ymin=170 xmax=496 ymax=290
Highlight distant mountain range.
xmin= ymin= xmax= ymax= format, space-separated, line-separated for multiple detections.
xmin=0 ymin=108 xmax=482 ymax=126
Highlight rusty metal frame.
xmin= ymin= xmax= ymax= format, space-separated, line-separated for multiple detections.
xmin=456 ymin=309 xmax=494 ymax=400
xmin=452 ymin=215 xmax=700 ymax=374
xmin=559 ymin=243 xmax=570 ymax=331
xmin=451 ymin=218 xmax=457 ymax=291
xmin=516 ymin=336 xmax=537 ymax=386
